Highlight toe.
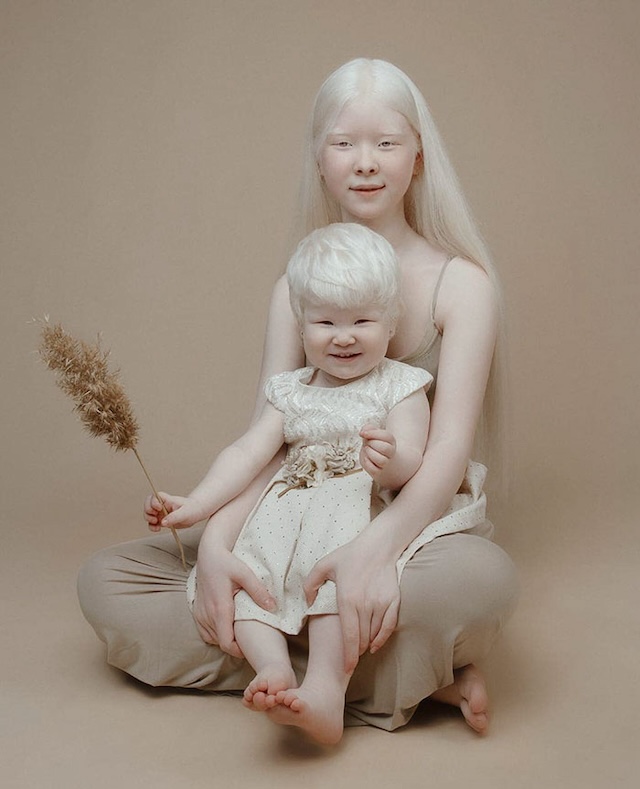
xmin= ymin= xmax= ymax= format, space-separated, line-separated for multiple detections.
xmin=252 ymin=691 xmax=270 ymax=711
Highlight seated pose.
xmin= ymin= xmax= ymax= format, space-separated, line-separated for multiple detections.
xmin=149 ymin=223 xmax=432 ymax=743
xmin=78 ymin=58 xmax=518 ymax=739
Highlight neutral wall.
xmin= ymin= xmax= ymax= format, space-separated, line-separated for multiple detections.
xmin=2 ymin=2 xmax=638 ymax=786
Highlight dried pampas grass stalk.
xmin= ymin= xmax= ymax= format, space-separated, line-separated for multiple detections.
xmin=37 ymin=318 xmax=186 ymax=569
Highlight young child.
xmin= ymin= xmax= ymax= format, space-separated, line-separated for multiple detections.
xmin=152 ymin=223 xmax=431 ymax=743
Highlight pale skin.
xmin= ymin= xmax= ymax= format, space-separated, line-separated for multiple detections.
xmin=147 ymin=302 xmax=429 ymax=744
xmin=146 ymin=95 xmax=498 ymax=737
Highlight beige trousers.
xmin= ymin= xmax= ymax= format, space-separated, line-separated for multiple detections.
xmin=77 ymin=522 xmax=518 ymax=731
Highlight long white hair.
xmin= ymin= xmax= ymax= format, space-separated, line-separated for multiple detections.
xmin=295 ymin=58 xmax=508 ymax=476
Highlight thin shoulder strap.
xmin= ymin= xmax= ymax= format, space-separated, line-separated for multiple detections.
xmin=430 ymin=255 xmax=455 ymax=324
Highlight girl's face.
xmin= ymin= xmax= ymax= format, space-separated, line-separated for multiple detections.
xmin=317 ymin=98 xmax=421 ymax=228
xmin=301 ymin=301 xmax=393 ymax=388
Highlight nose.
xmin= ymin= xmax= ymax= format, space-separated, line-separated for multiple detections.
xmin=354 ymin=145 xmax=379 ymax=175
xmin=333 ymin=327 xmax=356 ymax=346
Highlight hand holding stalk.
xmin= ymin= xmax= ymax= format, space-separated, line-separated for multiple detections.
xmin=37 ymin=319 xmax=186 ymax=569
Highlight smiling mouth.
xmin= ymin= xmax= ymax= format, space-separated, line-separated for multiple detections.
xmin=331 ymin=352 xmax=360 ymax=359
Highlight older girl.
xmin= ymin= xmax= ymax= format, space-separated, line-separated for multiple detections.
xmin=79 ymin=58 xmax=518 ymax=736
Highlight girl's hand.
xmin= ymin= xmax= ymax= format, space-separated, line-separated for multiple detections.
xmin=303 ymin=537 xmax=400 ymax=673
xmin=144 ymin=492 xmax=209 ymax=532
xmin=359 ymin=424 xmax=397 ymax=482
xmin=193 ymin=540 xmax=276 ymax=657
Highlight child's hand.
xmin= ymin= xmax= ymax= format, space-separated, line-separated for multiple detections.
xmin=144 ymin=492 xmax=209 ymax=532
xmin=359 ymin=424 xmax=396 ymax=482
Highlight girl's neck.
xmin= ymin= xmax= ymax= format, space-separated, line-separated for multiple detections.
xmin=364 ymin=216 xmax=441 ymax=273
xmin=349 ymin=213 xmax=419 ymax=257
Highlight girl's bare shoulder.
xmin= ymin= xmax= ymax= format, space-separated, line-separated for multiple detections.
xmin=436 ymin=257 xmax=498 ymax=329
xmin=271 ymin=272 xmax=290 ymax=300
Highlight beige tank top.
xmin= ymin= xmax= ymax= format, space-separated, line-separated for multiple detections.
xmin=397 ymin=255 xmax=454 ymax=396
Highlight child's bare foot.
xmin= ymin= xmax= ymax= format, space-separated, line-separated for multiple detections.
xmin=266 ymin=683 xmax=344 ymax=745
xmin=430 ymin=664 xmax=490 ymax=733
xmin=243 ymin=664 xmax=298 ymax=712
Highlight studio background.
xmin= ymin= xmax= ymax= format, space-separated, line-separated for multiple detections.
xmin=2 ymin=2 xmax=638 ymax=787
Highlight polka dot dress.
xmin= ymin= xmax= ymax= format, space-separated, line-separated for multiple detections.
xmin=186 ymin=359 xmax=489 ymax=634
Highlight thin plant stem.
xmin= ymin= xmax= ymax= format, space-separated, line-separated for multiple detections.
xmin=133 ymin=447 xmax=187 ymax=570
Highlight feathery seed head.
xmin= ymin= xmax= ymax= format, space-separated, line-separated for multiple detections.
xmin=38 ymin=319 xmax=140 ymax=452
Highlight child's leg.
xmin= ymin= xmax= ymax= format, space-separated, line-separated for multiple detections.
xmin=234 ymin=620 xmax=298 ymax=711
xmin=267 ymin=614 xmax=352 ymax=745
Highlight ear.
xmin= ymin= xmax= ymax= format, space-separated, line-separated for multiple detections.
xmin=413 ymin=150 xmax=424 ymax=176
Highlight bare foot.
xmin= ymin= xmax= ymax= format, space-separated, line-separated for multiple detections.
xmin=430 ymin=664 xmax=490 ymax=734
xmin=243 ymin=664 xmax=298 ymax=712
xmin=265 ymin=683 xmax=345 ymax=745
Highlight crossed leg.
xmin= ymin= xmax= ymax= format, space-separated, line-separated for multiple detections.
xmin=430 ymin=664 xmax=490 ymax=733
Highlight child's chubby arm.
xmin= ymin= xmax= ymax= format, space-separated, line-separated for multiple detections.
xmin=359 ymin=389 xmax=430 ymax=491
xmin=144 ymin=402 xmax=285 ymax=531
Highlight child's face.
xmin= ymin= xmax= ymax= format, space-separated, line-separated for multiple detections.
xmin=301 ymin=302 xmax=393 ymax=387
xmin=318 ymin=98 xmax=421 ymax=227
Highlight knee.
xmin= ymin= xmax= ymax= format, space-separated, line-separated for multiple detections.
xmin=78 ymin=544 xmax=112 ymax=591
xmin=76 ymin=544 xmax=119 ymax=632
xmin=398 ymin=535 xmax=519 ymax=631
xmin=454 ymin=536 xmax=520 ymax=620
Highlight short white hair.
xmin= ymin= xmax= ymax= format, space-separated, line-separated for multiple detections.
xmin=287 ymin=223 xmax=401 ymax=328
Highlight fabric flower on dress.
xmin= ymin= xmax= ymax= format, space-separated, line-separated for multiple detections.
xmin=282 ymin=438 xmax=360 ymax=488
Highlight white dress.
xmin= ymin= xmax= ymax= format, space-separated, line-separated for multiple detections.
xmin=187 ymin=359 xmax=428 ymax=634
xmin=187 ymin=357 xmax=489 ymax=634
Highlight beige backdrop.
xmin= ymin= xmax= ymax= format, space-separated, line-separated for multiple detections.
xmin=2 ymin=2 xmax=638 ymax=787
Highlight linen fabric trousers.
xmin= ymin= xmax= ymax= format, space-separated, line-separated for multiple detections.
xmin=77 ymin=521 xmax=518 ymax=731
